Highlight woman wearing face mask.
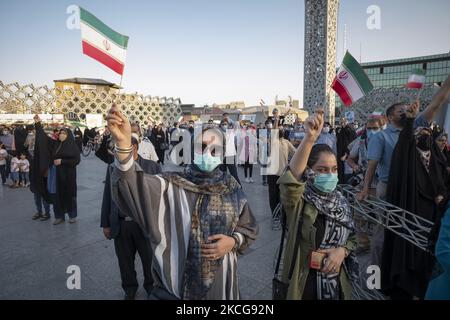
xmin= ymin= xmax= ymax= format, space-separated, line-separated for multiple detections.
xmin=278 ymin=110 xmax=359 ymax=300
xmin=433 ymin=130 xmax=450 ymax=194
xmin=106 ymin=105 xmax=258 ymax=300
xmin=315 ymin=122 xmax=337 ymax=154
xmin=381 ymin=109 xmax=447 ymax=299
xmin=34 ymin=115 xmax=80 ymax=225
xmin=347 ymin=118 xmax=382 ymax=180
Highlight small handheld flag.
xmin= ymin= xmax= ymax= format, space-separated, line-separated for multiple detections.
xmin=331 ymin=51 xmax=374 ymax=107
xmin=79 ymin=7 xmax=129 ymax=75
xmin=406 ymin=69 xmax=426 ymax=89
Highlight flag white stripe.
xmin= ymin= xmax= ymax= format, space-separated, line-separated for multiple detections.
xmin=80 ymin=22 xmax=127 ymax=64
xmin=408 ymin=74 xmax=425 ymax=84
xmin=337 ymin=65 xmax=365 ymax=103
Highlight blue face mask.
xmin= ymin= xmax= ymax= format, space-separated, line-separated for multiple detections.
xmin=313 ymin=173 xmax=339 ymax=193
xmin=366 ymin=129 xmax=380 ymax=141
xmin=194 ymin=152 xmax=222 ymax=172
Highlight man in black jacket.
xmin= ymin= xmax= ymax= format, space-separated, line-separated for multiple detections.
xmin=101 ymin=137 xmax=161 ymax=300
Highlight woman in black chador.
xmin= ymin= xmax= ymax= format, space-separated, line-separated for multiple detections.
xmin=34 ymin=115 xmax=80 ymax=225
xmin=73 ymin=127 xmax=83 ymax=153
xmin=382 ymin=111 xmax=447 ymax=300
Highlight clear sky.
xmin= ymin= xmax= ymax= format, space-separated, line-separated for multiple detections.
xmin=1 ymin=0 xmax=449 ymax=107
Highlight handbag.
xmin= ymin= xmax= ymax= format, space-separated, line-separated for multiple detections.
xmin=272 ymin=204 xmax=305 ymax=300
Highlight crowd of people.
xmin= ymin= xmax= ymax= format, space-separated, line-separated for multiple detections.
xmin=1 ymin=75 xmax=450 ymax=300
xmin=102 ymin=75 xmax=450 ymax=300
xmin=0 ymin=121 xmax=82 ymax=223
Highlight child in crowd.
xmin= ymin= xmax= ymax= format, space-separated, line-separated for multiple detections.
xmin=9 ymin=152 xmax=20 ymax=188
xmin=18 ymin=153 xmax=30 ymax=187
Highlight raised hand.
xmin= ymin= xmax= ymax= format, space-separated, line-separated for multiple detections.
xmin=406 ymin=99 xmax=420 ymax=119
xmin=106 ymin=103 xmax=131 ymax=148
xmin=304 ymin=108 xmax=324 ymax=142
xmin=33 ymin=114 xmax=40 ymax=123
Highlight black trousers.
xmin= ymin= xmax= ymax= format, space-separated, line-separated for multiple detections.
xmin=220 ymin=156 xmax=241 ymax=185
xmin=267 ymin=175 xmax=280 ymax=214
xmin=114 ymin=220 xmax=154 ymax=297
xmin=156 ymin=149 xmax=165 ymax=164
xmin=244 ymin=160 xmax=253 ymax=178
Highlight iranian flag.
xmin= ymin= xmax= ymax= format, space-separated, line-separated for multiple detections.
xmin=406 ymin=69 xmax=426 ymax=89
xmin=80 ymin=7 xmax=129 ymax=75
xmin=331 ymin=51 xmax=374 ymax=107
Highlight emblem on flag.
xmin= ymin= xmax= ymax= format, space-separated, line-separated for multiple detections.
xmin=331 ymin=51 xmax=374 ymax=107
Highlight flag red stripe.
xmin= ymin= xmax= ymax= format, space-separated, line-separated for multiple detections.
xmin=406 ymin=82 xmax=424 ymax=89
xmin=331 ymin=78 xmax=353 ymax=106
xmin=82 ymin=41 xmax=124 ymax=75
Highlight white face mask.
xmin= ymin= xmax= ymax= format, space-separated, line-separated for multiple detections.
xmin=322 ymin=127 xmax=330 ymax=134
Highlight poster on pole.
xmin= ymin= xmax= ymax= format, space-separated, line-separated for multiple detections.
xmin=344 ymin=110 xmax=355 ymax=123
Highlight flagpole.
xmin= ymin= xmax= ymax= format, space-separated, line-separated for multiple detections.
xmin=114 ymin=74 xmax=123 ymax=105
xmin=417 ymin=86 xmax=423 ymax=100
xmin=118 ymin=74 xmax=123 ymax=95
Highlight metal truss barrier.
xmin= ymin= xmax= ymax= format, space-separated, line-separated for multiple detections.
xmin=337 ymin=184 xmax=434 ymax=253
xmin=272 ymin=185 xmax=434 ymax=300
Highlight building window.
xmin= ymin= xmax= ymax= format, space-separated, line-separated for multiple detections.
xmin=423 ymin=63 xmax=427 ymax=70
xmin=380 ymin=67 xmax=384 ymax=74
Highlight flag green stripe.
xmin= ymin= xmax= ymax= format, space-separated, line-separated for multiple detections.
xmin=412 ymin=68 xmax=426 ymax=76
xmin=79 ymin=7 xmax=129 ymax=49
xmin=342 ymin=52 xmax=373 ymax=93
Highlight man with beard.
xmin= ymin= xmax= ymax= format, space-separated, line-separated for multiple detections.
xmin=357 ymin=75 xmax=450 ymax=273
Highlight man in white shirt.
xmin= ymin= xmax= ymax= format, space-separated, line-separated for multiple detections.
xmin=220 ymin=115 xmax=241 ymax=184
xmin=131 ymin=123 xmax=159 ymax=162
xmin=315 ymin=121 xmax=337 ymax=154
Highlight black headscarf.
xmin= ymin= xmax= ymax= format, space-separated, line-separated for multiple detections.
xmin=52 ymin=128 xmax=80 ymax=213
xmin=336 ymin=124 xmax=356 ymax=182
xmin=30 ymin=122 xmax=51 ymax=200
xmin=433 ymin=130 xmax=450 ymax=198
xmin=73 ymin=127 xmax=82 ymax=139
xmin=14 ymin=125 xmax=27 ymax=155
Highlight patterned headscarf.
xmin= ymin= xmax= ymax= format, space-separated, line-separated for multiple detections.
xmin=163 ymin=165 xmax=243 ymax=300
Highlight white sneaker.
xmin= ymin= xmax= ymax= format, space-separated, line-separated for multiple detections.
xmin=245 ymin=178 xmax=250 ymax=183
xmin=249 ymin=178 xmax=254 ymax=183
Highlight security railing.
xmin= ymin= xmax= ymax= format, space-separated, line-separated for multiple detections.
xmin=337 ymin=184 xmax=434 ymax=253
